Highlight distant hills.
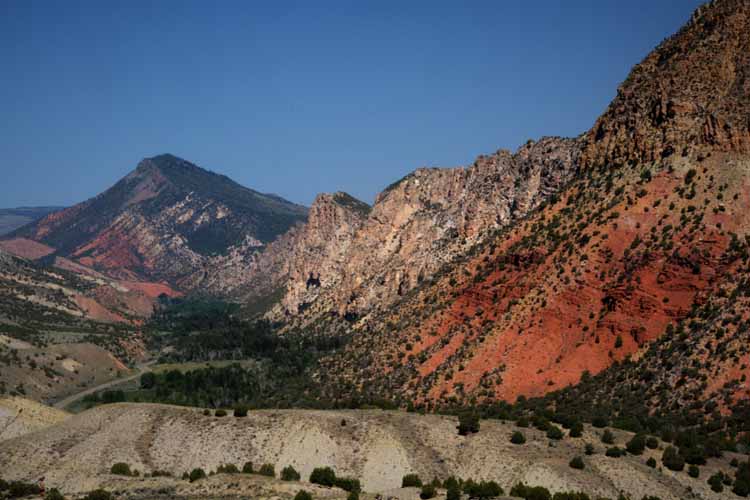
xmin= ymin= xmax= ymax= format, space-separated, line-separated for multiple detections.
xmin=0 ymin=206 xmax=63 ymax=236
xmin=5 ymin=154 xmax=307 ymax=288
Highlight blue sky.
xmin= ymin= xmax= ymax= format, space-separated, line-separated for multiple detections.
xmin=0 ymin=0 xmax=703 ymax=208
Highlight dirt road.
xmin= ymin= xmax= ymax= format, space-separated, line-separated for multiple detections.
xmin=52 ymin=361 xmax=155 ymax=410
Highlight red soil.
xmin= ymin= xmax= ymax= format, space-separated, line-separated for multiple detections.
xmin=0 ymin=238 xmax=55 ymax=259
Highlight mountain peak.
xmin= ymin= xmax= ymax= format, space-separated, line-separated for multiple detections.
xmin=581 ymin=0 xmax=750 ymax=168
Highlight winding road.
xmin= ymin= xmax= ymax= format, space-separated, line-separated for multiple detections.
xmin=52 ymin=361 xmax=156 ymax=410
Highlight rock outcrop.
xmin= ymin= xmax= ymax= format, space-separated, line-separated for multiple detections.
xmin=269 ymin=137 xmax=581 ymax=319
xmin=581 ymin=0 xmax=750 ymax=168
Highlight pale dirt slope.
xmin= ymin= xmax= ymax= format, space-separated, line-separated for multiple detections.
xmin=0 ymin=404 xmax=738 ymax=499
xmin=0 ymin=396 xmax=69 ymax=441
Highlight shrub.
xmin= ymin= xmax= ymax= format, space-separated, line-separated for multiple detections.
xmin=601 ymin=429 xmax=615 ymax=444
xmin=214 ymin=409 xmax=227 ymax=417
xmin=140 ymin=371 xmax=156 ymax=389
xmin=233 ymin=405 xmax=248 ymax=417
xmin=458 ymin=412 xmax=480 ymax=436
xmin=463 ymin=479 xmax=503 ymax=499
xmin=569 ymin=421 xmax=583 ymax=438
xmin=510 ymin=483 xmax=551 ymax=500
xmin=569 ymin=456 xmax=585 ymax=470
xmin=511 ymin=431 xmax=526 ymax=444
xmin=420 ymin=484 xmax=437 ymax=499
xmin=591 ymin=416 xmax=608 ymax=428
xmin=335 ymin=477 xmax=361 ymax=493
xmin=584 ymin=443 xmax=595 ymax=455
xmin=734 ymin=460 xmax=750 ymax=496
xmin=217 ymin=464 xmax=239 ymax=474
xmin=258 ymin=463 xmax=275 ymax=477
xmin=662 ymin=446 xmax=685 ymax=471
xmin=447 ymin=481 xmax=461 ymax=500
xmin=242 ymin=461 xmax=253 ymax=474
xmin=402 ymin=473 xmax=423 ymax=488
xmin=7 ymin=481 xmax=43 ymax=498
xmin=45 ymin=489 xmax=66 ymax=500
xmin=547 ymin=426 xmax=563 ymax=440
xmin=294 ymin=491 xmax=313 ymax=500
xmin=110 ymin=462 xmax=132 ymax=476
xmin=688 ymin=465 xmax=700 ymax=478
xmin=347 ymin=492 xmax=359 ymax=500
xmin=734 ymin=480 xmax=750 ymax=497
xmin=708 ymin=472 xmax=725 ymax=493
xmin=646 ymin=436 xmax=659 ymax=449
xmin=189 ymin=468 xmax=207 ymax=482
xmin=202 ymin=409 xmax=210 ymax=416
xmin=82 ymin=490 xmax=112 ymax=500
xmin=310 ymin=467 xmax=337 ymax=487
xmin=646 ymin=457 xmax=657 ymax=468
xmin=605 ymin=447 xmax=625 ymax=458
xmin=626 ymin=434 xmax=646 ymax=455
xmin=281 ymin=465 xmax=301 ymax=481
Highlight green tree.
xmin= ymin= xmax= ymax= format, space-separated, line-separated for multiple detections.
xmin=511 ymin=431 xmax=526 ymax=444
xmin=242 ymin=461 xmax=253 ymax=474
xmin=402 ymin=473 xmax=423 ymax=488
xmin=569 ymin=421 xmax=584 ymax=438
xmin=217 ymin=464 xmax=239 ymax=474
xmin=458 ymin=412 xmax=480 ymax=436
xmin=447 ymin=481 xmax=461 ymax=500
xmin=82 ymin=490 xmax=113 ymax=500
xmin=258 ymin=463 xmax=275 ymax=477
xmin=688 ymin=465 xmax=699 ymax=478
xmin=45 ymin=489 xmax=66 ymax=500
xmin=734 ymin=460 xmax=750 ymax=496
xmin=189 ymin=468 xmax=207 ymax=482
xmin=140 ymin=371 xmax=156 ymax=389
xmin=310 ymin=467 xmax=337 ymax=487
xmin=294 ymin=491 xmax=313 ymax=500
xmin=420 ymin=484 xmax=437 ymax=499
xmin=547 ymin=426 xmax=563 ymax=440
xmin=281 ymin=465 xmax=301 ymax=481
xmin=110 ymin=462 xmax=132 ymax=476
xmin=601 ymin=429 xmax=615 ymax=444
xmin=662 ymin=446 xmax=685 ymax=472
xmin=569 ymin=456 xmax=585 ymax=470
xmin=626 ymin=434 xmax=646 ymax=455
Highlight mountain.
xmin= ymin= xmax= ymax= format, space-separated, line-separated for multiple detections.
xmin=0 ymin=206 xmax=63 ymax=236
xmin=249 ymin=136 xmax=581 ymax=323
xmin=294 ymin=0 xmax=750 ymax=411
xmin=5 ymin=154 xmax=308 ymax=289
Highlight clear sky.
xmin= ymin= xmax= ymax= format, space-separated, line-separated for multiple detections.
xmin=1 ymin=0 xmax=704 ymax=208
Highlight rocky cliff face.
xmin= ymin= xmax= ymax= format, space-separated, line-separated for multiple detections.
xmin=581 ymin=0 xmax=750 ymax=169
xmin=7 ymin=154 xmax=308 ymax=291
xmin=270 ymin=137 xmax=581 ymax=320
xmin=310 ymin=0 xmax=750 ymax=408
